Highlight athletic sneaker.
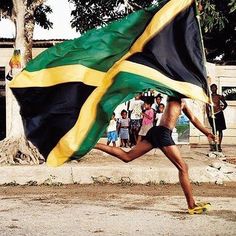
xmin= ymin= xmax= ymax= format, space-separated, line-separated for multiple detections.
xmin=188 ymin=202 xmax=211 ymax=215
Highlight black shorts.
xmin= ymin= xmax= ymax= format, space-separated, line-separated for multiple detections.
xmin=208 ymin=111 xmax=226 ymax=131
xmin=144 ymin=126 xmax=175 ymax=148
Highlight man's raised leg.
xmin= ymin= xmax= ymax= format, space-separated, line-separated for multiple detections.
xmin=95 ymin=140 xmax=153 ymax=163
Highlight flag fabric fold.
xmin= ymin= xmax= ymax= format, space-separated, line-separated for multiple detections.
xmin=9 ymin=0 xmax=209 ymax=166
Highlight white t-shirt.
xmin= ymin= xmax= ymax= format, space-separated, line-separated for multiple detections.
xmin=151 ymin=103 xmax=158 ymax=111
xmin=155 ymin=113 xmax=163 ymax=126
xmin=119 ymin=118 xmax=130 ymax=127
xmin=107 ymin=119 xmax=117 ymax=132
xmin=129 ymin=99 xmax=144 ymax=120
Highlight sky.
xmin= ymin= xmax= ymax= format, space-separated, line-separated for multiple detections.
xmin=0 ymin=0 xmax=80 ymax=40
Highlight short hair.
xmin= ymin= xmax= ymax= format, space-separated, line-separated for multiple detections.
xmin=156 ymin=93 xmax=163 ymax=99
xmin=159 ymin=103 xmax=165 ymax=108
xmin=210 ymin=83 xmax=217 ymax=89
xmin=121 ymin=109 xmax=127 ymax=114
xmin=144 ymin=97 xmax=153 ymax=105
xmin=112 ymin=112 xmax=115 ymax=116
xmin=167 ymin=96 xmax=181 ymax=102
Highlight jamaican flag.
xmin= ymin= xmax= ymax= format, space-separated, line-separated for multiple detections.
xmin=9 ymin=0 xmax=209 ymax=166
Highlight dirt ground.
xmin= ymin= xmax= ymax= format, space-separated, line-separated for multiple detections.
xmin=0 ymin=183 xmax=236 ymax=236
xmin=226 ymin=158 xmax=236 ymax=165
xmin=1 ymin=182 xmax=236 ymax=199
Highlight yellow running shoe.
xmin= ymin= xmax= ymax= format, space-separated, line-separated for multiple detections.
xmin=188 ymin=202 xmax=211 ymax=215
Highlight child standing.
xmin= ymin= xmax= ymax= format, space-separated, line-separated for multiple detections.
xmin=107 ymin=112 xmax=118 ymax=147
xmin=118 ymin=110 xmax=130 ymax=148
xmin=128 ymin=93 xmax=144 ymax=147
xmin=155 ymin=103 xmax=165 ymax=126
xmin=138 ymin=99 xmax=154 ymax=143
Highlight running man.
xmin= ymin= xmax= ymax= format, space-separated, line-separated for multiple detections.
xmin=95 ymin=96 xmax=215 ymax=214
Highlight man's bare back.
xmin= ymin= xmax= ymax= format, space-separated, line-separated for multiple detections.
xmin=159 ymin=99 xmax=181 ymax=130
xmin=160 ymin=98 xmax=211 ymax=138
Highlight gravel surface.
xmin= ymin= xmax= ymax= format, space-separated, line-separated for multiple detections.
xmin=0 ymin=183 xmax=235 ymax=235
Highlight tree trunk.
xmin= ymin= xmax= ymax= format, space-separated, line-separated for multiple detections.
xmin=0 ymin=0 xmax=45 ymax=165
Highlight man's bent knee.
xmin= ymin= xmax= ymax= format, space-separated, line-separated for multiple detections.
xmin=120 ymin=152 xmax=133 ymax=163
xmin=122 ymin=156 xmax=132 ymax=163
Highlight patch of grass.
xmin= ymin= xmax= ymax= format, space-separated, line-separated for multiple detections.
xmin=176 ymin=124 xmax=189 ymax=135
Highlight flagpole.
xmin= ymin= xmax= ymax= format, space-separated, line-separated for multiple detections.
xmin=194 ymin=0 xmax=218 ymax=151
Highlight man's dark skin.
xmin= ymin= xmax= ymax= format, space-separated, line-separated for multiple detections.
xmin=95 ymin=97 xmax=215 ymax=212
xmin=207 ymin=84 xmax=227 ymax=151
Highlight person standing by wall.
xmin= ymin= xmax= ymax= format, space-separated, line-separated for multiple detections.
xmin=207 ymin=84 xmax=228 ymax=152
xmin=151 ymin=93 xmax=163 ymax=114
xmin=107 ymin=112 xmax=118 ymax=147
xmin=128 ymin=93 xmax=144 ymax=147
xmin=118 ymin=110 xmax=130 ymax=148
xmin=152 ymin=93 xmax=165 ymax=126
xmin=137 ymin=98 xmax=154 ymax=144
xmin=155 ymin=103 xmax=165 ymax=126
xmin=95 ymin=97 xmax=215 ymax=214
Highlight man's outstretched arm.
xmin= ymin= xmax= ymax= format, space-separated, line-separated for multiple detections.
xmin=181 ymin=102 xmax=215 ymax=141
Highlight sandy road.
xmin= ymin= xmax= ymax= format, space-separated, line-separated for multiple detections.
xmin=0 ymin=183 xmax=235 ymax=236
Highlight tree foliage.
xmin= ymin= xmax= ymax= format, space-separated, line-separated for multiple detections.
xmin=0 ymin=0 xmax=53 ymax=30
xmin=0 ymin=0 xmax=53 ymax=62
xmin=69 ymin=0 xmax=236 ymax=64
xmin=34 ymin=4 xmax=53 ymax=29
xmin=68 ymin=0 xmax=155 ymax=33
xmin=0 ymin=0 xmax=13 ymax=16
xmin=200 ymin=0 xmax=236 ymax=64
